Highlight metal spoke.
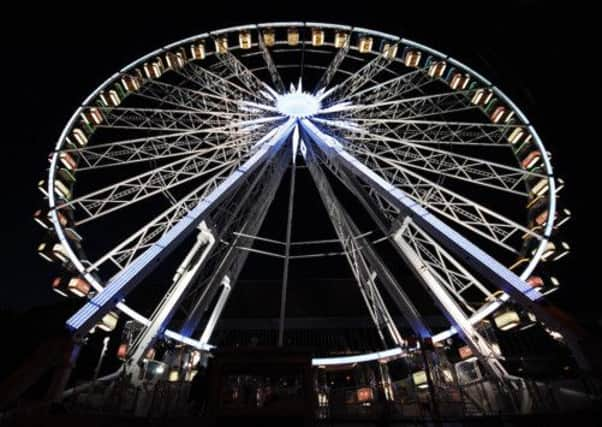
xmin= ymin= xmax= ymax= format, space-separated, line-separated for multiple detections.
xmin=58 ymin=143 xmax=254 ymax=226
xmin=175 ymin=62 xmax=258 ymax=100
xmin=331 ymin=88 xmax=479 ymax=121
xmin=211 ymin=45 xmax=273 ymax=99
xmin=135 ymin=79 xmax=249 ymax=112
xmin=338 ymin=117 xmax=522 ymax=147
xmin=304 ymin=119 xmax=543 ymax=253
xmin=325 ymin=42 xmax=400 ymax=102
xmin=346 ymin=67 xmax=433 ymax=103
xmin=320 ymin=120 xmax=542 ymax=196
xmin=313 ymin=37 xmax=350 ymax=93
xmin=97 ymin=107 xmax=266 ymax=132
xmin=397 ymin=219 xmax=494 ymax=313
xmin=257 ymin=31 xmax=286 ymax=93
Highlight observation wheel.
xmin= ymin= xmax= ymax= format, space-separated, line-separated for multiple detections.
xmin=36 ymin=22 xmax=577 ymax=377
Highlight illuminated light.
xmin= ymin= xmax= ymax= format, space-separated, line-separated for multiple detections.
xmin=356 ymin=387 xmax=373 ymax=402
xmin=276 ymin=91 xmax=320 ymax=118
xmin=494 ymin=310 xmax=520 ymax=331
xmin=526 ymin=275 xmax=544 ymax=290
xmin=168 ymin=369 xmax=180 ymax=382
xmin=311 ymin=347 xmax=403 ymax=366
xmin=117 ymin=343 xmax=128 ymax=360
xmin=458 ymin=345 xmax=473 ymax=360
xmin=97 ymin=311 xmax=119 ymax=332
xmin=412 ymin=371 xmax=428 ymax=389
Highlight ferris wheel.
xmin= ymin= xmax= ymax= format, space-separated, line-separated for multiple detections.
xmin=36 ymin=22 xmax=582 ymax=380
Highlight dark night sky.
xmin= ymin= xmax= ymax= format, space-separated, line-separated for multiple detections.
xmin=1 ymin=2 xmax=599 ymax=323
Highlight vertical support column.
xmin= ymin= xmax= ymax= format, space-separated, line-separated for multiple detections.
xmin=278 ymin=126 xmax=299 ymax=347
xmin=393 ymin=219 xmax=512 ymax=384
xmin=301 ymin=118 xmax=591 ymax=373
xmin=199 ymin=276 xmax=232 ymax=345
xmin=66 ymin=119 xmax=295 ymax=338
xmin=127 ymin=223 xmax=215 ymax=381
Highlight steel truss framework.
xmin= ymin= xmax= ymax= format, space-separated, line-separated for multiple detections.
xmin=40 ymin=22 xmax=587 ymax=381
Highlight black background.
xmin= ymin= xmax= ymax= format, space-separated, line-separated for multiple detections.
xmin=0 ymin=2 xmax=599 ymax=327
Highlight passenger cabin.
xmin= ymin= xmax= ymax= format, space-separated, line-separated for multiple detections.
xmin=287 ymin=28 xmax=300 ymax=46
xmin=34 ymin=208 xmax=69 ymax=230
xmin=38 ymin=177 xmax=72 ymax=201
xmin=143 ymin=61 xmax=163 ymax=79
xmin=81 ymin=108 xmax=103 ymax=126
xmin=262 ymin=29 xmax=276 ymax=47
xmin=527 ymin=275 xmax=544 ymax=290
xmin=33 ymin=209 xmax=52 ymax=229
xmin=99 ymin=90 xmax=121 ymax=108
xmin=530 ymin=178 xmax=549 ymax=197
xmin=449 ymin=72 xmax=470 ymax=90
xmin=427 ymin=60 xmax=447 ymax=78
xmin=59 ymin=151 xmax=78 ymax=171
xmin=521 ymin=150 xmax=542 ymax=170
xmin=68 ymin=277 xmax=91 ymax=297
xmin=214 ymin=37 xmax=228 ymax=54
xmin=165 ymin=51 xmax=185 ymax=70
xmin=51 ymin=277 xmax=70 ymax=297
xmin=121 ymin=74 xmax=142 ymax=92
xmin=190 ymin=42 xmax=206 ymax=60
xmin=334 ymin=31 xmax=348 ymax=48
xmin=490 ymin=106 xmax=515 ymax=124
xmin=358 ymin=36 xmax=373 ymax=53
xmin=403 ymin=49 xmax=421 ymax=68
xmin=538 ymin=241 xmax=570 ymax=262
xmin=471 ymin=88 xmax=493 ymax=106
xmin=239 ymin=31 xmax=252 ymax=49
xmin=458 ymin=345 xmax=473 ymax=360
xmin=412 ymin=371 xmax=428 ymax=389
xmin=311 ymin=28 xmax=324 ymax=46
xmin=38 ymin=242 xmax=69 ymax=264
xmin=71 ymin=128 xmax=88 ymax=147
xmin=381 ymin=42 xmax=398 ymax=60
xmin=52 ymin=276 xmax=90 ymax=298
xmin=507 ymin=127 xmax=526 ymax=145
